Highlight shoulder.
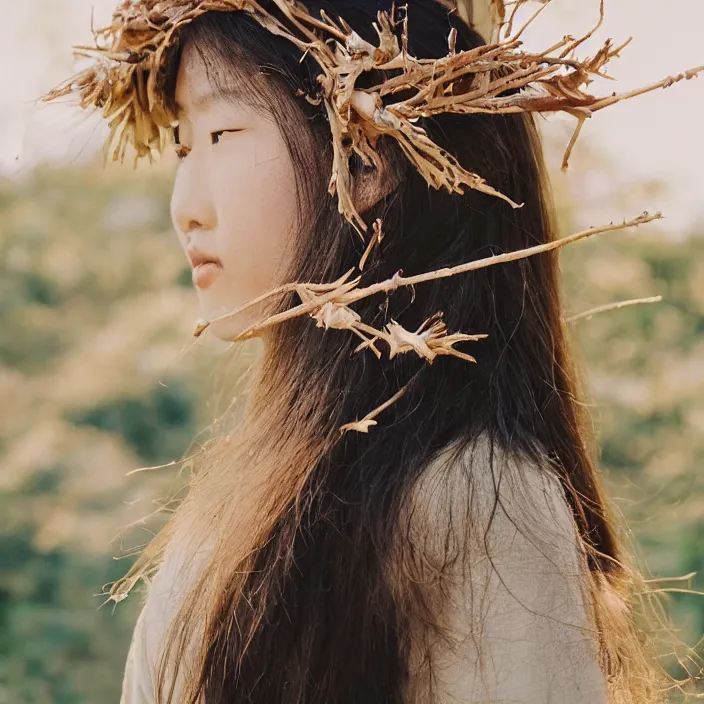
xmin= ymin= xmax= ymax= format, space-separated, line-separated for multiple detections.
xmin=121 ymin=531 xmax=210 ymax=704
xmin=121 ymin=602 xmax=159 ymax=704
xmin=405 ymin=433 xmax=582 ymax=570
xmin=401 ymin=434 xmax=607 ymax=703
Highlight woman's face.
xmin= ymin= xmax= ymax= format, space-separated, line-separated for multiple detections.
xmin=170 ymin=44 xmax=299 ymax=341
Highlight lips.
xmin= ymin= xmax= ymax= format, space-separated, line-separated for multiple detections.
xmin=187 ymin=248 xmax=222 ymax=289
xmin=188 ymin=248 xmax=221 ymax=268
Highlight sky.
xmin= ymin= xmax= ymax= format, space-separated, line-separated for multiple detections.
xmin=1 ymin=0 xmax=703 ymax=234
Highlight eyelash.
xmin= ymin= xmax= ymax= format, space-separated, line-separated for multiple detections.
xmin=173 ymin=128 xmax=239 ymax=161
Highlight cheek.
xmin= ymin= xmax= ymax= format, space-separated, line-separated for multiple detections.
xmin=214 ymin=129 xmax=299 ymax=289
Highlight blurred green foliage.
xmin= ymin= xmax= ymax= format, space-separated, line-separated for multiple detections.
xmin=0 ymin=163 xmax=211 ymax=703
xmin=0 ymin=161 xmax=702 ymax=702
xmin=562 ymin=226 xmax=704 ymax=674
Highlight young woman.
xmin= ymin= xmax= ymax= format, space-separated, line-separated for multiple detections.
xmin=50 ymin=0 xmax=670 ymax=702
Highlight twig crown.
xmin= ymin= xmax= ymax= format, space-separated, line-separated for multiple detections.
xmin=45 ymin=0 xmax=702 ymax=231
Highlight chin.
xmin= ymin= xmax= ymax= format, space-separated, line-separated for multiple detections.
xmin=199 ymin=293 xmax=274 ymax=343
xmin=206 ymin=316 xmax=247 ymax=342
xmin=200 ymin=302 xmax=264 ymax=343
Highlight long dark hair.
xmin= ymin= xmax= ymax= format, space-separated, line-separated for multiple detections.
xmin=119 ymin=1 xmax=665 ymax=701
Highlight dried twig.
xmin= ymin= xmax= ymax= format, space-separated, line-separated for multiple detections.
xmin=339 ymin=383 xmax=409 ymax=434
xmin=566 ymin=295 xmax=663 ymax=324
xmin=192 ymin=211 xmax=661 ymax=384
xmin=359 ymin=218 xmax=384 ymax=271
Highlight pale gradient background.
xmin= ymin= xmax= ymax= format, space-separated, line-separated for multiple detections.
xmin=2 ymin=0 xmax=703 ymax=232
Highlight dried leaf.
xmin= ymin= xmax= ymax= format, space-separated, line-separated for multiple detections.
xmin=312 ymin=301 xmax=361 ymax=329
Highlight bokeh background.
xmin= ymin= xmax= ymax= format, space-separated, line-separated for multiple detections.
xmin=1 ymin=0 xmax=703 ymax=701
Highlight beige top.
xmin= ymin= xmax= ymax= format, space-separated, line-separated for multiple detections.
xmin=121 ymin=437 xmax=608 ymax=703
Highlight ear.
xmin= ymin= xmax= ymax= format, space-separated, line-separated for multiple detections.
xmin=351 ymin=155 xmax=400 ymax=214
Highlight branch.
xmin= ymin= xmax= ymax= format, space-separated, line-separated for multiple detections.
xmin=566 ymin=295 xmax=663 ymax=324
xmin=193 ymin=211 xmax=662 ymax=362
xmin=339 ymin=384 xmax=409 ymax=435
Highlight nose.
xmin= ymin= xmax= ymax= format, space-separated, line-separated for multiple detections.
xmin=170 ymin=155 xmax=217 ymax=238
